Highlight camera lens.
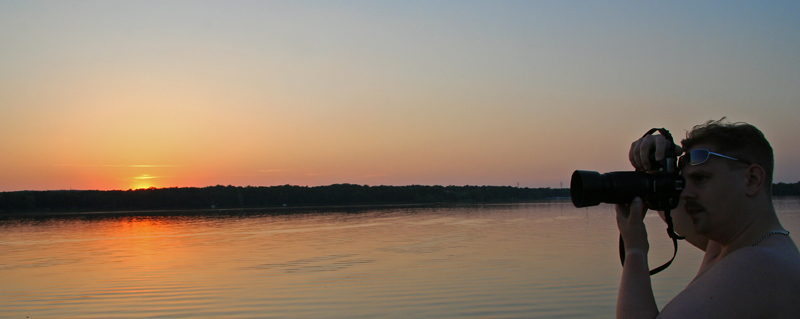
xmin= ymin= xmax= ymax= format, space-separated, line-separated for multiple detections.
xmin=570 ymin=170 xmax=650 ymax=208
xmin=570 ymin=170 xmax=600 ymax=207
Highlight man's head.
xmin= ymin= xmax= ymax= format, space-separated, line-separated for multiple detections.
xmin=678 ymin=119 xmax=774 ymax=237
xmin=681 ymin=118 xmax=774 ymax=189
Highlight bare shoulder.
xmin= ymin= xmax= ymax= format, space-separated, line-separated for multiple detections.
xmin=658 ymin=237 xmax=800 ymax=318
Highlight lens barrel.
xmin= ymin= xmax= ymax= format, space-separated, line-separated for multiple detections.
xmin=570 ymin=170 xmax=652 ymax=208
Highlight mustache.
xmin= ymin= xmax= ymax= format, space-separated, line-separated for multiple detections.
xmin=683 ymin=200 xmax=706 ymax=211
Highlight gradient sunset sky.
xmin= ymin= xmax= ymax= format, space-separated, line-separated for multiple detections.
xmin=2 ymin=1 xmax=799 ymax=191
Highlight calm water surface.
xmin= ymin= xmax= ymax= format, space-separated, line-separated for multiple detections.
xmin=2 ymin=198 xmax=799 ymax=318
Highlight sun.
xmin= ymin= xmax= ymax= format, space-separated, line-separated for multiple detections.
xmin=132 ymin=182 xmax=156 ymax=190
xmin=131 ymin=174 xmax=158 ymax=190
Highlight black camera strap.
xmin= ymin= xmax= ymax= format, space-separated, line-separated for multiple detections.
xmin=619 ymin=212 xmax=682 ymax=275
xmin=618 ymin=128 xmax=685 ymax=276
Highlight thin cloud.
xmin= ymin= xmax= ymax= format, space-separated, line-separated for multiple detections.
xmin=133 ymin=174 xmax=162 ymax=180
xmin=104 ymin=165 xmax=182 ymax=168
xmin=52 ymin=164 xmax=183 ymax=168
xmin=128 ymin=165 xmax=182 ymax=168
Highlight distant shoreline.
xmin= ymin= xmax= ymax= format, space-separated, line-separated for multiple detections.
xmin=2 ymin=182 xmax=797 ymax=218
xmin=0 ymin=199 xmax=572 ymax=219
xmin=0 ymin=184 xmax=571 ymax=218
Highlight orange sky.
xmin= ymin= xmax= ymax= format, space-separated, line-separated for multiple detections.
xmin=2 ymin=2 xmax=799 ymax=191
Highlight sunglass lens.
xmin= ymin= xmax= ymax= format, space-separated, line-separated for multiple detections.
xmin=689 ymin=149 xmax=710 ymax=166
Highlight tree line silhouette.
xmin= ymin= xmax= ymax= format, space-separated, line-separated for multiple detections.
xmin=773 ymin=182 xmax=800 ymax=197
xmin=2 ymin=182 xmax=797 ymax=215
xmin=0 ymin=184 xmax=570 ymax=214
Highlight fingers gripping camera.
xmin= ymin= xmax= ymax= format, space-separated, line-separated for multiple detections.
xmin=570 ymin=128 xmax=684 ymax=211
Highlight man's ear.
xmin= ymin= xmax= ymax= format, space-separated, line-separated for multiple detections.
xmin=744 ymin=164 xmax=766 ymax=196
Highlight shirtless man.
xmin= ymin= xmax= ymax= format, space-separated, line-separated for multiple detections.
xmin=615 ymin=119 xmax=800 ymax=318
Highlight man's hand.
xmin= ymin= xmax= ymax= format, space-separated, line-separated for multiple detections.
xmin=616 ymin=197 xmax=649 ymax=254
xmin=616 ymin=197 xmax=659 ymax=319
xmin=629 ymin=134 xmax=683 ymax=171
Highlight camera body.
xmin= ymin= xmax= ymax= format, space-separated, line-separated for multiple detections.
xmin=570 ymin=146 xmax=684 ymax=211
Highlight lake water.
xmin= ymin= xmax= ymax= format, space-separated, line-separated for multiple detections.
xmin=2 ymin=198 xmax=799 ymax=318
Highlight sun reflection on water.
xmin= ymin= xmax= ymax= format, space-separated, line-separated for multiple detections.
xmin=4 ymin=199 xmax=788 ymax=318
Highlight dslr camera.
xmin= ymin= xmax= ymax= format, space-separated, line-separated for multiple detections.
xmin=570 ymin=129 xmax=684 ymax=211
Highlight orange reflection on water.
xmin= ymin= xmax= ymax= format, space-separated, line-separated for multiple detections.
xmin=0 ymin=202 xmax=727 ymax=318
xmin=114 ymin=216 xmax=175 ymax=237
xmin=97 ymin=218 xmax=177 ymax=274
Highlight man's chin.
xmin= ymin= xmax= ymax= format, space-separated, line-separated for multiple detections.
xmin=690 ymin=215 xmax=710 ymax=234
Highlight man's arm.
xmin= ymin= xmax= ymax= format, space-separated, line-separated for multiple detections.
xmin=616 ymin=198 xmax=659 ymax=319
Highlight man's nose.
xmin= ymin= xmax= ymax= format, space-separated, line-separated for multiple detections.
xmin=680 ymin=185 xmax=696 ymax=200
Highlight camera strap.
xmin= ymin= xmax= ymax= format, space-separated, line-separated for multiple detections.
xmin=619 ymin=210 xmax=682 ymax=275
xmin=618 ymin=128 xmax=685 ymax=276
xmin=642 ymin=127 xmax=674 ymax=144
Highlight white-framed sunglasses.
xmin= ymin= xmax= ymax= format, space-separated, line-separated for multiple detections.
xmin=679 ymin=149 xmax=752 ymax=168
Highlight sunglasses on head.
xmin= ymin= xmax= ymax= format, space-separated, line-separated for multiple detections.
xmin=679 ymin=149 xmax=752 ymax=169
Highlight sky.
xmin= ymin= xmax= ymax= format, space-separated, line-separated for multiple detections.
xmin=1 ymin=1 xmax=799 ymax=191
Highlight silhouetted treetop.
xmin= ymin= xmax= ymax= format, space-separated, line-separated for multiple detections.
xmin=0 ymin=184 xmax=570 ymax=214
